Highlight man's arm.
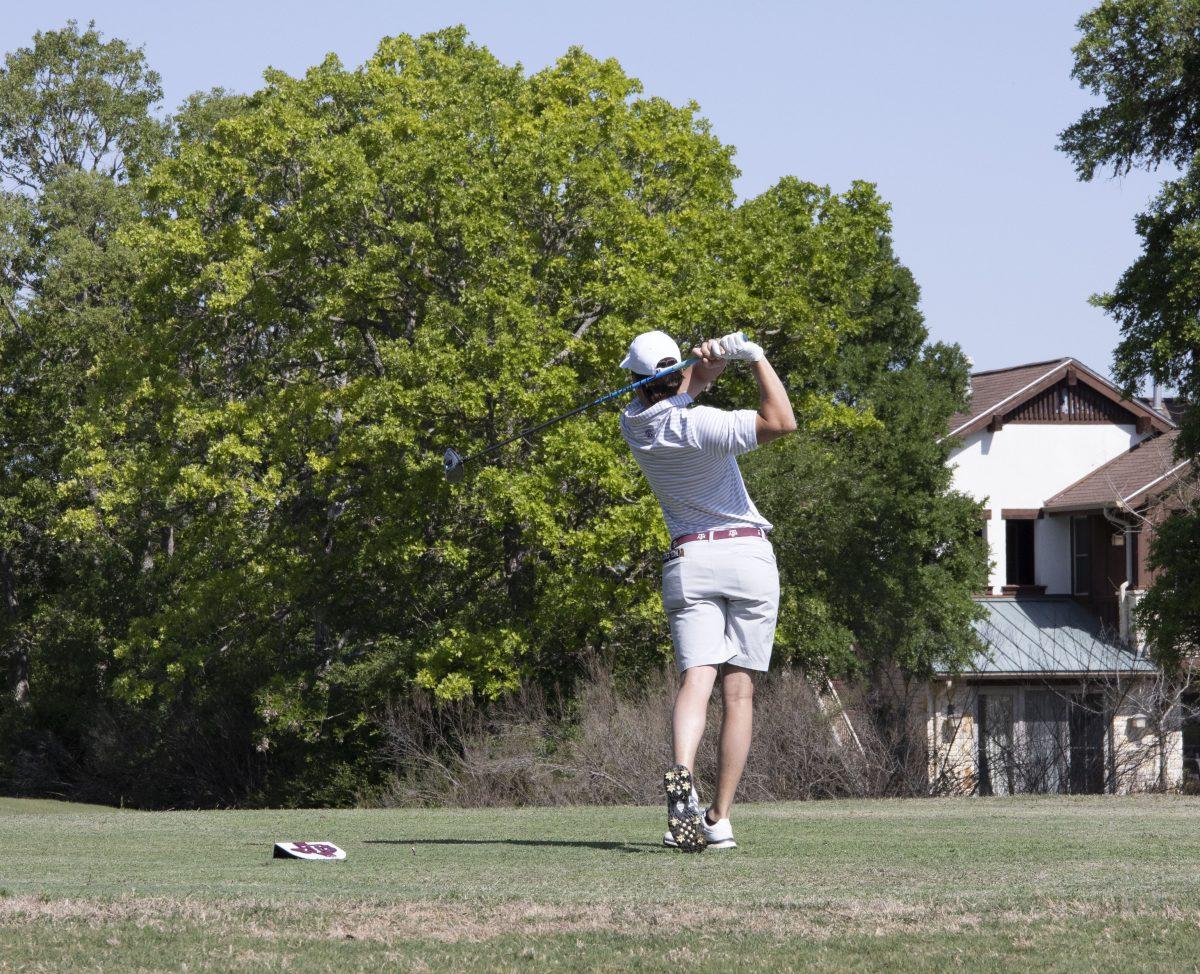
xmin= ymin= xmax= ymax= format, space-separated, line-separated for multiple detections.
xmin=707 ymin=332 xmax=796 ymax=445
xmin=750 ymin=356 xmax=797 ymax=444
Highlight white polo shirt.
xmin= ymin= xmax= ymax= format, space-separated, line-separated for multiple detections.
xmin=620 ymin=392 xmax=772 ymax=541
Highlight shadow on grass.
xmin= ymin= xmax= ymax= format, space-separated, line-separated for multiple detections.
xmin=365 ymin=838 xmax=660 ymax=853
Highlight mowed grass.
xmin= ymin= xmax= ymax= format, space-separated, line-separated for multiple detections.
xmin=3 ymin=795 xmax=1200 ymax=973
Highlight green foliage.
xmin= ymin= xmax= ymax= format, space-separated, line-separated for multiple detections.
xmin=743 ymin=312 xmax=985 ymax=677
xmin=0 ymin=20 xmax=167 ymax=188
xmin=1060 ymin=0 xmax=1200 ymax=180
xmin=1 ymin=23 xmax=983 ymax=805
xmin=0 ymin=22 xmax=164 ymax=756
xmin=1062 ymin=0 xmax=1200 ymax=666
xmin=1137 ymin=501 xmax=1200 ymax=669
xmin=1093 ymin=160 xmax=1200 ymax=457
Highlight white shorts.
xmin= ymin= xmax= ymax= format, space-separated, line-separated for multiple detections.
xmin=661 ymin=535 xmax=780 ymax=673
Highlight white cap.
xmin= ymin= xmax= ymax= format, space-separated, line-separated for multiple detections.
xmin=619 ymin=330 xmax=682 ymax=374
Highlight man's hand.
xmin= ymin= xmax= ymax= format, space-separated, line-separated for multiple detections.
xmin=716 ymin=332 xmax=765 ymax=362
xmin=683 ymin=338 xmax=728 ymax=398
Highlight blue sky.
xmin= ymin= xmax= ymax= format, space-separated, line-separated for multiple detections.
xmin=2 ymin=1 xmax=1171 ymax=378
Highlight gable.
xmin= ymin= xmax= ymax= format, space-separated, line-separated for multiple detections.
xmin=946 ymin=358 xmax=1174 ymax=439
xmin=1007 ymin=378 xmax=1137 ymax=425
xmin=947 ymin=359 xmax=1066 ymax=433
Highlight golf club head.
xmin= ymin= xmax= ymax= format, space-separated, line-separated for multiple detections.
xmin=443 ymin=447 xmax=466 ymax=483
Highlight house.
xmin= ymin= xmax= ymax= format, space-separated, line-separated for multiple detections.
xmin=927 ymin=357 xmax=1195 ymax=795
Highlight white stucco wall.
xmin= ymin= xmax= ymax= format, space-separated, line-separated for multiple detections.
xmin=950 ymin=424 xmax=1142 ymax=594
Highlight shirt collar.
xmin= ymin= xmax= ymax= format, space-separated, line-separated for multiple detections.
xmin=623 ymin=392 xmax=693 ymax=422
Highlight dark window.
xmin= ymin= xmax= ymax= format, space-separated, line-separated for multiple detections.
xmin=1068 ymin=694 xmax=1106 ymax=794
xmin=1071 ymin=516 xmax=1091 ymax=595
xmin=1183 ymin=693 xmax=1200 ymax=783
xmin=977 ymin=693 xmax=1015 ymax=796
xmin=1005 ymin=520 xmax=1035 ymax=586
xmin=1024 ymin=691 xmax=1068 ymax=794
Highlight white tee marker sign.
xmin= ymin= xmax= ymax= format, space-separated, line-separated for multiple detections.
xmin=273 ymin=841 xmax=346 ymax=860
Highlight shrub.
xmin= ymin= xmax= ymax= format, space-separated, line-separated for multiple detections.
xmin=374 ymin=664 xmax=897 ymax=807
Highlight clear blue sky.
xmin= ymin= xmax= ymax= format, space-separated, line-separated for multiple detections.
xmin=2 ymin=1 xmax=1170 ymax=378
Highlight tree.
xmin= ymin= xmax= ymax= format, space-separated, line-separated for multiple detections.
xmin=1060 ymin=0 xmax=1200 ymax=665
xmin=47 ymin=26 xmax=983 ymax=804
xmin=0 ymin=23 xmax=984 ymax=806
xmin=0 ymin=22 xmax=166 ymax=721
xmin=734 ymin=179 xmax=985 ymax=680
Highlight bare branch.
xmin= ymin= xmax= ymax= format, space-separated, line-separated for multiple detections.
xmin=547 ymin=306 xmax=605 ymax=367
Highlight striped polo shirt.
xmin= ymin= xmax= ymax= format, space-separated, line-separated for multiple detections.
xmin=620 ymin=392 xmax=772 ymax=541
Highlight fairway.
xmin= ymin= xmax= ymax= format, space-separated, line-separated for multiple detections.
xmin=2 ymin=796 xmax=1200 ymax=972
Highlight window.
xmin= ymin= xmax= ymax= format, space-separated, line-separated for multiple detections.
xmin=978 ymin=693 xmax=1015 ymax=796
xmin=1005 ymin=520 xmax=1035 ymax=586
xmin=1068 ymin=694 xmax=1106 ymax=794
xmin=1025 ymin=691 xmax=1068 ymax=794
xmin=1183 ymin=693 xmax=1200 ymax=784
xmin=1071 ymin=516 xmax=1091 ymax=595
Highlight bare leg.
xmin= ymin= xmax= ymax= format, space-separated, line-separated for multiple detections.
xmin=711 ymin=665 xmax=755 ymax=820
xmin=672 ymin=664 xmax=719 ymax=770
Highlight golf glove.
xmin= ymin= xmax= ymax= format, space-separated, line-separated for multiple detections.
xmin=717 ymin=332 xmax=765 ymax=363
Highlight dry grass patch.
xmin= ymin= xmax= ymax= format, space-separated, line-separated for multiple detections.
xmin=3 ymin=894 xmax=1198 ymax=945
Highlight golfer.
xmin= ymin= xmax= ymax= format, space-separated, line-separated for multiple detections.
xmin=619 ymin=330 xmax=795 ymax=852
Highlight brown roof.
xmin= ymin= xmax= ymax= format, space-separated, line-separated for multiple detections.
xmin=948 ymin=359 xmax=1070 ymax=433
xmin=1044 ymin=430 xmax=1191 ymax=512
xmin=1162 ymin=396 xmax=1189 ymax=425
xmin=947 ymin=358 xmax=1174 ymax=438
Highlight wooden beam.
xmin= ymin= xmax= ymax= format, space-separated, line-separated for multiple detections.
xmin=987 ymin=414 xmax=1004 ymax=433
xmin=1001 ymin=508 xmax=1042 ymax=520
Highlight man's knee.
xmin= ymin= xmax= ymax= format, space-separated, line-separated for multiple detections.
xmin=721 ymin=666 xmax=756 ymax=706
xmin=678 ymin=663 xmax=719 ymax=696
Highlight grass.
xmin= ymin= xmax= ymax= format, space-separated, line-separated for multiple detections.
xmin=2 ymin=795 xmax=1200 ymax=972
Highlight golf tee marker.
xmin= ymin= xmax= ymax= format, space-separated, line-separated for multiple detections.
xmin=273 ymin=841 xmax=346 ymax=860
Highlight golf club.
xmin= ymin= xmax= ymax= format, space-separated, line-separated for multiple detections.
xmin=442 ymin=339 xmax=740 ymax=482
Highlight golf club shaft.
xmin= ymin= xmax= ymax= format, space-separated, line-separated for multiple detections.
xmin=459 ymin=356 xmax=701 ymax=466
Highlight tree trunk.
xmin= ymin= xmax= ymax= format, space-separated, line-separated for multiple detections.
xmin=1 ymin=550 xmax=29 ymax=706
xmin=502 ymin=523 xmax=533 ymax=613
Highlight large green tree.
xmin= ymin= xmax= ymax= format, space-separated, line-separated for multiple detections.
xmin=735 ymin=178 xmax=984 ymax=681
xmin=1060 ymin=0 xmax=1200 ymax=665
xmin=1 ymin=23 xmax=983 ymax=806
xmin=61 ymin=27 xmax=981 ymax=803
xmin=736 ymin=180 xmax=985 ymax=783
xmin=0 ymin=22 xmax=166 ymax=748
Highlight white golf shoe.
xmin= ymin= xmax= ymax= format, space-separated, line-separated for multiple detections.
xmin=699 ymin=810 xmax=736 ymax=849
xmin=662 ymin=799 xmax=737 ymax=850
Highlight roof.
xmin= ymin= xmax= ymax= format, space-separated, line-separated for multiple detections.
xmin=1161 ymin=397 xmax=1188 ymax=425
xmin=1044 ymin=429 xmax=1191 ymax=513
xmin=934 ymin=598 xmax=1157 ymax=677
xmin=946 ymin=358 xmax=1174 ymax=439
xmin=1136 ymin=395 xmax=1189 ymax=425
xmin=948 ymin=359 xmax=1069 ymax=434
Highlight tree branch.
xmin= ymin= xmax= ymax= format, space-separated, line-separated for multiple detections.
xmin=548 ymin=306 xmax=605 ymax=366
